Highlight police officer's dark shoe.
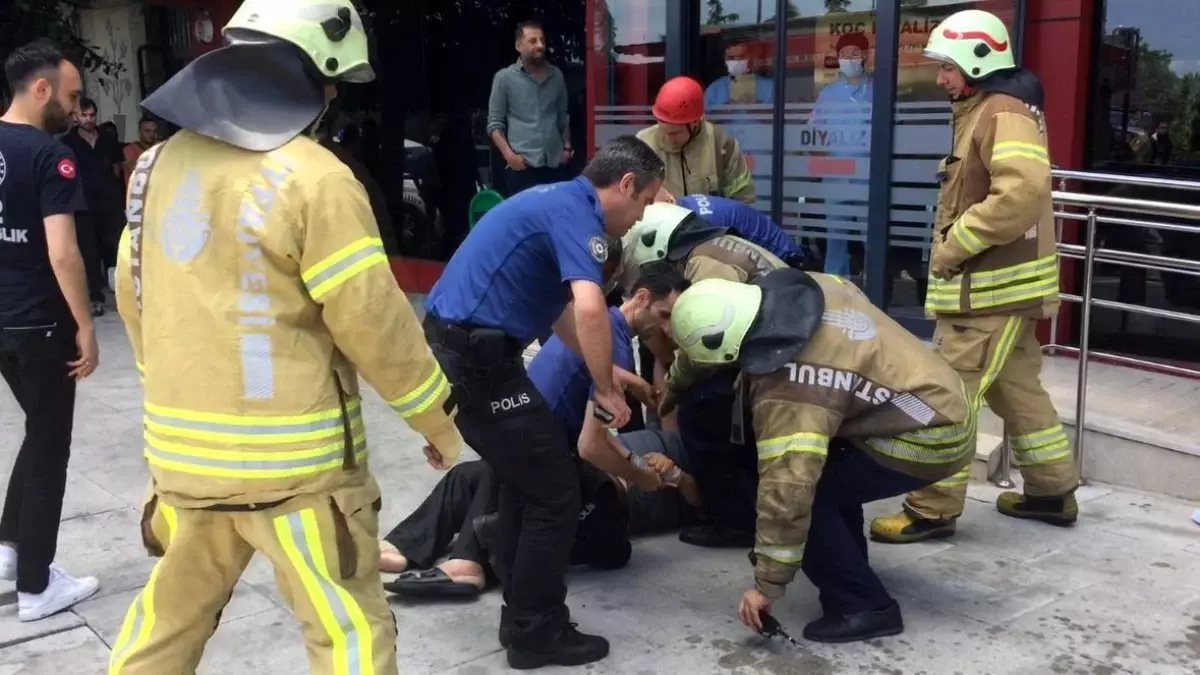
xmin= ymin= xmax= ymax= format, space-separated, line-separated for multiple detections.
xmin=472 ymin=514 xmax=508 ymax=583
xmin=802 ymin=601 xmax=904 ymax=644
xmin=996 ymin=491 xmax=1078 ymax=526
xmin=90 ymin=301 xmax=105 ymax=317
xmin=506 ymin=623 xmax=610 ymax=670
xmin=679 ymin=525 xmax=754 ymax=549
xmin=869 ymin=511 xmax=956 ymax=543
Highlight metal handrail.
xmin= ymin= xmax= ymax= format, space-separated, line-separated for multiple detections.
xmin=988 ymin=175 xmax=1200 ymax=488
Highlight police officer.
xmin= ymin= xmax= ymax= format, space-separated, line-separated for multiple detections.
xmin=665 ymin=191 xmax=811 ymax=269
xmin=621 ymin=202 xmax=788 ymax=549
xmin=108 ymin=2 xmax=465 ymax=673
xmin=668 ymin=271 xmax=976 ymax=643
xmin=637 ymin=76 xmax=755 ymax=204
xmin=422 ymin=135 xmax=664 ymax=670
xmin=0 ymin=39 xmax=101 ymax=622
xmin=871 ymin=9 xmax=1079 ymax=545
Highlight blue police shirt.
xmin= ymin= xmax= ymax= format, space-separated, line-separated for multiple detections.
xmin=528 ymin=307 xmax=634 ymax=445
xmin=677 ymin=194 xmax=801 ymax=261
xmin=425 ymin=177 xmax=608 ymax=344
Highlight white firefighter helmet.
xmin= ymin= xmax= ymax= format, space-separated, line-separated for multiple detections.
xmin=923 ymin=9 xmax=1015 ymax=81
xmin=626 ymin=202 xmax=695 ymax=270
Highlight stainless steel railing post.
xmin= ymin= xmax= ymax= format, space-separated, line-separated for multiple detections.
xmin=988 ymin=423 xmax=1015 ymax=488
xmin=1073 ymin=208 xmax=1099 ymax=486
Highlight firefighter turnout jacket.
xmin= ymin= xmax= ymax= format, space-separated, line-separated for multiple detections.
xmin=748 ymin=273 xmax=975 ymax=599
xmin=926 ymin=86 xmax=1059 ymax=319
xmin=116 ymin=131 xmax=463 ymax=509
xmin=637 ymin=121 xmax=756 ymax=205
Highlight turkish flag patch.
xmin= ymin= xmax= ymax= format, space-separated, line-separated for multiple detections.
xmin=57 ymin=158 xmax=76 ymax=179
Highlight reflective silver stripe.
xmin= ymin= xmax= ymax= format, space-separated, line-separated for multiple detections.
xmin=756 ymin=433 xmax=828 ymax=461
xmin=754 ymin=545 xmax=804 ymax=564
xmin=389 ymin=368 xmax=448 ymax=418
xmin=145 ymin=436 xmax=365 ymax=475
xmin=146 ymin=406 xmax=361 ymax=439
xmin=1010 ymin=425 xmax=1071 ymax=465
xmin=241 ymin=333 xmax=275 ymax=401
xmin=277 ymin=510 xmax=365 ymax=675
xmin=303 ymin=242 xmax=386 ymax=297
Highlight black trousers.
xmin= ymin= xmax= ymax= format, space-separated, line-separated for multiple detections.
xmin=503 ymin=165 xmax=565 ymax=198
xmin=383 ymin=460 xmax=497 ymax=569
xmin=802 ymin=442 xmax=930 ymax=616
xmin=0 ymin=323 xmax=77 ymax=594
xmin=74 ymin=212 xmax=107 ymax=303
xmin=676 ymin=369 xmax=758 ymax=533
xmin=423 ymin=316 xmax=580 ymax=649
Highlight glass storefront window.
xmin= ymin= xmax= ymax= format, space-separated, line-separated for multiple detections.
xmin=696 ymin=0 xmax=779 ymax=216
xmin=883 ymin=0 xmax=1017 ymax=319
xmin=588 ymin=0 xmax=669 ymax=149
xmin=1080 ymin=0 xmax=1200 ymax=368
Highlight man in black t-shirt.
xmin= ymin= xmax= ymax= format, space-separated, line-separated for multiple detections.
xmin=0 ymin=39 xmax=102 ymax=622
xmin=60 ymin=97 xmax=124 ymax=316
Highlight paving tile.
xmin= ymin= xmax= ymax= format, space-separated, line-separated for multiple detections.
xmin=0 ymin=626 xmax=111 ymax=674
xmin=53 ymin=508 xmax=157 ymax=601
xmin=195 ymin=607 xmax=309 ymax=674
xmin=0 ymin=596 xmax=84 ymax=649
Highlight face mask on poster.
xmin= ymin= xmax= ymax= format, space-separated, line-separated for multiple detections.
xmin=839 ymin=58 xmax=864 ymax=78
xmin=726 ymin=59 xmax=750 ymax=76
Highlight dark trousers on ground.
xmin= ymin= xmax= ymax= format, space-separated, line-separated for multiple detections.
xmin=383 ymin=460 xmax=497 ymax=569
xmin=503 ymin=165 xmax=565 ymax=198
xmin=74 ymin=212 xmax=107 ymax=303
xmin=0 ymin=323 xmax=77 ymax=593
xmin=802 ymin=441 xmax=930 ymax=616
xmin=676 ymin=369 xmax=758 ymax=533
xmin=423 ymin=316 xmax=580 ymax=649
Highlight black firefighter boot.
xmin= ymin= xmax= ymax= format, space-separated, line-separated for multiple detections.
xmin=996 ymin=491 xmax=1079 ymax=526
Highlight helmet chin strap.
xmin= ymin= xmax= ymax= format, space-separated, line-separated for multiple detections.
xmin=307 ymin=101 xmax=331 ymax=139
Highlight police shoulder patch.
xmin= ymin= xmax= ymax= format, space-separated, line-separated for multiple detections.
xmin=589 ymin=235 xmax=608 ymax=264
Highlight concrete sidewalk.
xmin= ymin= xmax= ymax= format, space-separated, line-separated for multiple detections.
xmin=1 ymin=313 xmax=1198 ymax=675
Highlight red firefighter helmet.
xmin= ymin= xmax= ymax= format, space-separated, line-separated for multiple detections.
xmin=652 ymin=76 xmax=705 ymax=125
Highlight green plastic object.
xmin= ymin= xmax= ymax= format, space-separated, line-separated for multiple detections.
xmin=468 ymin=188 xmax=504 ymax=229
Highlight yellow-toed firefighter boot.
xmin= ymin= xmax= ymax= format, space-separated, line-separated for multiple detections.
xmin=869 ymin=510 xmax=957 ymax=544
xmin=996 ymin=491 xmax=1079 ymax=526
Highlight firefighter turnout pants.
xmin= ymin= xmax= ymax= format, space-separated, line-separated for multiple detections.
xmin=905 ymin=315 xmax=1078 ymax=520
xmin=109 ymin=483 xmax=398 ymax=675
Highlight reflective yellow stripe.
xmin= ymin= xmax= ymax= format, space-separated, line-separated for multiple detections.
xmin=933 ymin=466 xmax=971 ymax=489
xmin=109 ymin=558 xmax=163 ymax=674
xmin=1010 ymin=424 xmax=1072 ymax=465
xmin=991 ymin=150 xmax=1051 ymax=165
xmin=160 ymin=503 xmax=177 ymax=542
xmin=302 ymin=237 xmax=388 ymax=301
xmin=388 ymin=366 xmax=448 ymax=419
xmin=969 ymin=255 xmax=1058 ymax=290
xmin=723 ymin=169 xmax=753 ymax=199
xmin=275 ymin=509 xmax=373 ymax=675
xmin=950 ymin=218 xmax=988 ymax=256
xmin=145 ymin=431 xmax=367 ymax=479
xmin=757 ymin=432 xmax=828 ymax=461
xmin=144 ymin=399 xmax=361 ymax=445
xmin=976 ymin=317 xmax=1023 ymax=405
xmin=754 ymin=544 xmax=804 ymax=565
xmin=993 ymin=140 xmax=1048 ymax=157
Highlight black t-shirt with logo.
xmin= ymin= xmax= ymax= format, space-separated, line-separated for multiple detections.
xmin=61 ymin=127 xmax=124 ymax=214
xmin=0 ymin=120 xmax=86 ymax=328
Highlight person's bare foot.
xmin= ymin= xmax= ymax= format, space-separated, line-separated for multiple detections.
xmin=438 ymin=558 xmax=486 ymax=589
xmin=379 ymin=540 xmax=408 ymax=574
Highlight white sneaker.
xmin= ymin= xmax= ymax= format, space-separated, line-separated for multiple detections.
xmin=0 ymin=544 xmax=15 ymax=581
xmin=107 ymin=266 xmax=116 ymax=293
xmin=17 ymin=564 xmax=100 ymax=622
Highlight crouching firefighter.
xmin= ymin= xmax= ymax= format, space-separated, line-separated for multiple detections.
xmin=109 ymin=2 xmax=465 ymax=674
xmin=669 ymin=271 xmax=976 ymax=643
xmin=870 ymin=9 xmax=1078 ymax=545
xmin=621 ymin=202 xmax=788 ymax=549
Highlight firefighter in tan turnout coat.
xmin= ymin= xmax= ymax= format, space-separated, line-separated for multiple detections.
xmin=108 ymin=2 xmax=463 ymax=674
xmin=871 ymin=9 xmax=1079 ymax=545
xmin=668 ymin=270 xmax=976 ymax=643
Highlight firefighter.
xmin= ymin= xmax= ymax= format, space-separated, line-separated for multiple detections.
xmin=620 ymin=202 xmax=787 ymax=549
xmin=108 ymin=2 xmax=464 ymax=673
xmin=668 ymin=271 xmax=977 ymax=643
xmin=870 ymin=9 xmax=1078 ymax=544
xmin=665 ymin=191 xmax=811 ymax=269
xmin=636 ymin=76 xmax=756 ymax=205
